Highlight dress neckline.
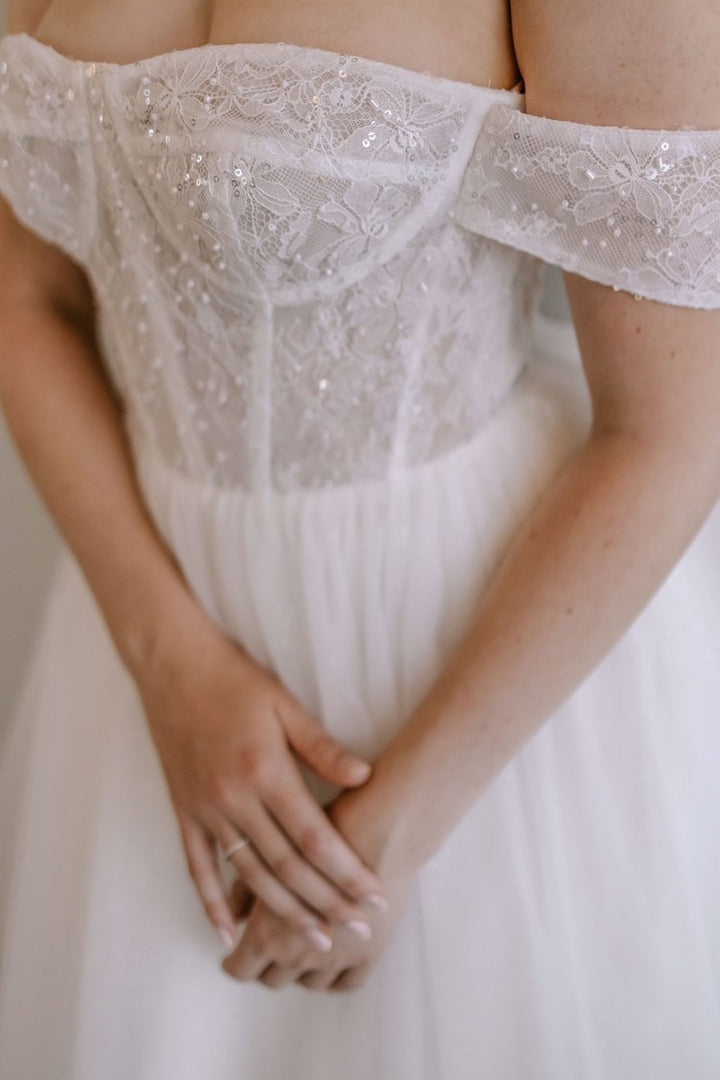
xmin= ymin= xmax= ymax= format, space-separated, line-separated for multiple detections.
xmin=1 ymin=30 xmax=524 ymax=102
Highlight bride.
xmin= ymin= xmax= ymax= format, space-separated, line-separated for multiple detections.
xmin=1 ymin=0 xmax=720 ymax=1076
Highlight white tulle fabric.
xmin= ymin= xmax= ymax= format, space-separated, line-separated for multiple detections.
xmin=2 ymin=31 xmax=720 ymax=1080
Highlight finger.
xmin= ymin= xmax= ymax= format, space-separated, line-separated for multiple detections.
xmin=257 ymin=961 xmax=306 ymax=990
xmin=209 ymin=812 xmax=336 ymax=946
xmin=329 ymin=962 xmax=371 ymax=992
xmin=178 ymin=815 xmax=239 ymax=950
xmin=297 ymin=968 xmax=338 ymax=991
xmin=226 ymin=803 xmax=374 ymax=934
xmin=221 ymin=929 xmax=269 ymax=982
xmin=265 ymin=775 xmax=387 ymax=905
xmin=222 ymin=914 xmax=314 ymax=981
xmin=283 ymin=705 xmax=372 ymax=788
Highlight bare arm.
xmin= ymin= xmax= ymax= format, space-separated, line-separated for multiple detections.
xmin=329 ymin=293 xmax=720 ymax=877
xmin=329 ymin=0 xmax=720 ymax=885
xmin=335 ymin=0 xmax=720 ymax=906
xmin=0 ymin=209 xmax=186 ymax=675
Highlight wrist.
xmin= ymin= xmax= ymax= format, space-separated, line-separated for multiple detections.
xmin=326 ymin=776 xmax=425 ymax=884
xmin=327 ymin=692 xmax=483 ymax=879
xmin=109 ymin=567 xmax=228 ymax=683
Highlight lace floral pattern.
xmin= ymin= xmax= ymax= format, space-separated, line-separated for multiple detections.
xmin=456 ymin=103 xmax=720 ymax=307
xmin=121 ymin=46 xmax=471 ymax=177
xmin=0 ymin=32 xmax=532 ymax=492
xmin=0 ymin=45 xmax=93 ymax=259
xmin=12 ymin=34 xmax=720 ymax=495
xmin=105 ymin=43 xmax=489 ymax=302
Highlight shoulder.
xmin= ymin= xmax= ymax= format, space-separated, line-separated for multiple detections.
xmin=510 ymin=0 xmax=720 ymax=127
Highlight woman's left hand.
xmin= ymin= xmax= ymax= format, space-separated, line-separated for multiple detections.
xmin=220 ymin=881 xmax=410 ymax=989
xmin=220 ymin=872 xmax=411 ymax=991
xmin=220 ymin=789 xmax=415 ymax=991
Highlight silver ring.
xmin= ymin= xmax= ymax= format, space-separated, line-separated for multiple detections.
xmin=222 ymin=834 xmax=251 ymax=860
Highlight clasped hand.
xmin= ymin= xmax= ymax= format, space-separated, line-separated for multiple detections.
xmin=135 ymin=609 xmax=394 ymax=967
xmin=220 ymin=865 xmax=410 ymax=992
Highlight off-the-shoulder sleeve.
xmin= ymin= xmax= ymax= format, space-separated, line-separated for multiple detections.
xmin=0 ymin=38 xmax=95 ymax=263
xmin=455 ymin=102 xmax=720 ymax=308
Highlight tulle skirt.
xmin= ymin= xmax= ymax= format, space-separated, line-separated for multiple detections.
xmin=2 ymin=342 xmax=720 ymax=1079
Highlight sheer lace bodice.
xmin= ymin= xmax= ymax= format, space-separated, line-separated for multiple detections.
xmin=1 ymin=32 xmax=719 ymax=492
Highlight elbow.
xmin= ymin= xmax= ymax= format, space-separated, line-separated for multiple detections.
xmin=587 ymin=413 xmax=720 ymax=508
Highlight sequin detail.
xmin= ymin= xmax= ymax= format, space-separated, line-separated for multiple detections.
xmin=0 ymin=34 xmax=534 ymax=492
xmin=456 ymin=104 xmax=720 ymax=308
xmin=0 ymin=41 xmax=91 ymax=257
xmin=4 ymin=34 xmax=719 ymax=493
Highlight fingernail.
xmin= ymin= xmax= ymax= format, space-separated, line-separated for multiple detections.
xmin=306 ymin=927 xmax=334 ymax=952
xmin=364 ymin=893 xmax=389 ymax=911
xmin=218 ymin=926 xmax=236 ymax=950
xmin=344 ymin=919 xmax=372 ymax=941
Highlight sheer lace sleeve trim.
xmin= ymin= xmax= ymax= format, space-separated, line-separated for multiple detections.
xmin=456 ymin=103 xmax=720 ymax=308
xmin=0 ymin=36 xmax=95 ymax=261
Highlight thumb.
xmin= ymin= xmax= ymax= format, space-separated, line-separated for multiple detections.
xmin=284 ymin=706 xmax=373 ymax=787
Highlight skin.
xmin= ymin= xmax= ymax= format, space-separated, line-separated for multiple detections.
xmin=3 ymin=0 xmax=720 ymax=995
xmin=31 ymin=0 xmax=521 ymax=88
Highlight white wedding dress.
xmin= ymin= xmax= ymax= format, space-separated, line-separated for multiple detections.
xmin=1 ymin=30 xmax=720 ymax=1080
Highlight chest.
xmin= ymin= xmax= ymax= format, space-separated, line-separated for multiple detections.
xmin=32 ymin=0 xmax=520 ymax=90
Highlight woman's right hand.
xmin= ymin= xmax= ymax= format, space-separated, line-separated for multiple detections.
xmin=134 ymin=608 xmax=388 ymax=952
xmin=0 ymin=170 xmax=386 ymax=953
